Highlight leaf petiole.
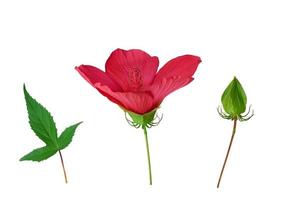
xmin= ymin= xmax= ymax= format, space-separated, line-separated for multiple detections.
xmin=59 ymin=150 xmax=68 ymax=184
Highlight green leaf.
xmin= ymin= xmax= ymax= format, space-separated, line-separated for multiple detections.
xmin=23 ymin=84 xmax=58 ymax=147
xmin=21 ymin=84 xmax=81 ymax=168
xmin=221 ymin=77 xmax=247 ymax=117
xmin=58 ymin=122 xmax=83 ymax=150
xmin=20 ymin=146 xmax=57 ymax=162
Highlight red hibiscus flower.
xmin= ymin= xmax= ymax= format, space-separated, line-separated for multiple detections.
xmin=76 ymin=49 xmax=201 ymax=115
xmin=76 ymin=48 xmax=201 ymax=185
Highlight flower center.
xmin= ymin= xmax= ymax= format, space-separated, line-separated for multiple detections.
xmin=127 ymin=67 xmax=143 ymax=91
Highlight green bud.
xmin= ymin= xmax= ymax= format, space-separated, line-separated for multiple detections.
xmin=221 ymin=77 xmax=247 ymax=118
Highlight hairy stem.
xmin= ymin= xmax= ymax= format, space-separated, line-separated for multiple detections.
xmin=143 ymin=126 xmax=152 ymax=185
xmin=59 ymin=150 xmax=68 ymax=184
xmin=217 ymin=119 xmax=237 ymax=188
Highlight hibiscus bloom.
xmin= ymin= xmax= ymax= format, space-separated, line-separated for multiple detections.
xmin=76 ymin=49 xmax=201 ymax=115
xmin=76 ymin=48 xmax=201 ymax=185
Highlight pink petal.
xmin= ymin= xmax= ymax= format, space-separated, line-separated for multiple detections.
xmin=105 ymin=49 xmax=159 ymax=92
xmin=150 ymin=76 xmax=194 ymax=105
xmin=94 ymin=83 xmax=156 ymax=114
xmin=76 ymin=65 xmax=122 ymax=92
xmin=154 ymin=55 xmax=201 ymax=84
xmin=151 ymin=55 xmax=201 ymax=103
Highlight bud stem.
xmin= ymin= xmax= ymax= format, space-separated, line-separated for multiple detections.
xmin=143 ymin=126 xmax=152 ymax=185
xmin=217 ymin=118 xmax=237 ymax=188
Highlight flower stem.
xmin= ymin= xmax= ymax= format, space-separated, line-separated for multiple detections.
xmin=217 ymin=118 xmax=237 ymax=188
xmin=59 ymin=150 xmax=68 ymax=184
xmin=143 ymin=126 xmax=152 ymax=185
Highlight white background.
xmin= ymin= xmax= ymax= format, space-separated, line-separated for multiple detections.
xmin=1 ymin=0 xmax=281 ymax=199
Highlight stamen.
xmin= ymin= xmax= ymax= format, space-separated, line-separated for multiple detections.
xmin=127 ymin=67 xmax=143 ymax=91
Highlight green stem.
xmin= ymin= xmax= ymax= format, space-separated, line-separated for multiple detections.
xmin=59 ymin=150 xmax=68 ymax=184
xmin=217 ymin=118 xmax=237 ymax=188
xmin=143 ymin=126 xmax=152 ymax=185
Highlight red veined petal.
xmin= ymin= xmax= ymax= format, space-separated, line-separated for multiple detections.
xmin=105 ymin=48 xmax=159 ymax=92
xmin=76 ymin=65 xmax=122 ymax=92
xmin=150 ymin=76 xmax=194 ymax=105
xmin=150 ymin=55 xmax=201 ymax=103
xmin=94 ymin=83 xmax=156 ymax=114
xmin=154 ymin=55 xmax=201 ymax=84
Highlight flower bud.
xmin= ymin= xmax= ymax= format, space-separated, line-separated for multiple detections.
xmin=221 ymin=77 xmax=247 ymax=118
